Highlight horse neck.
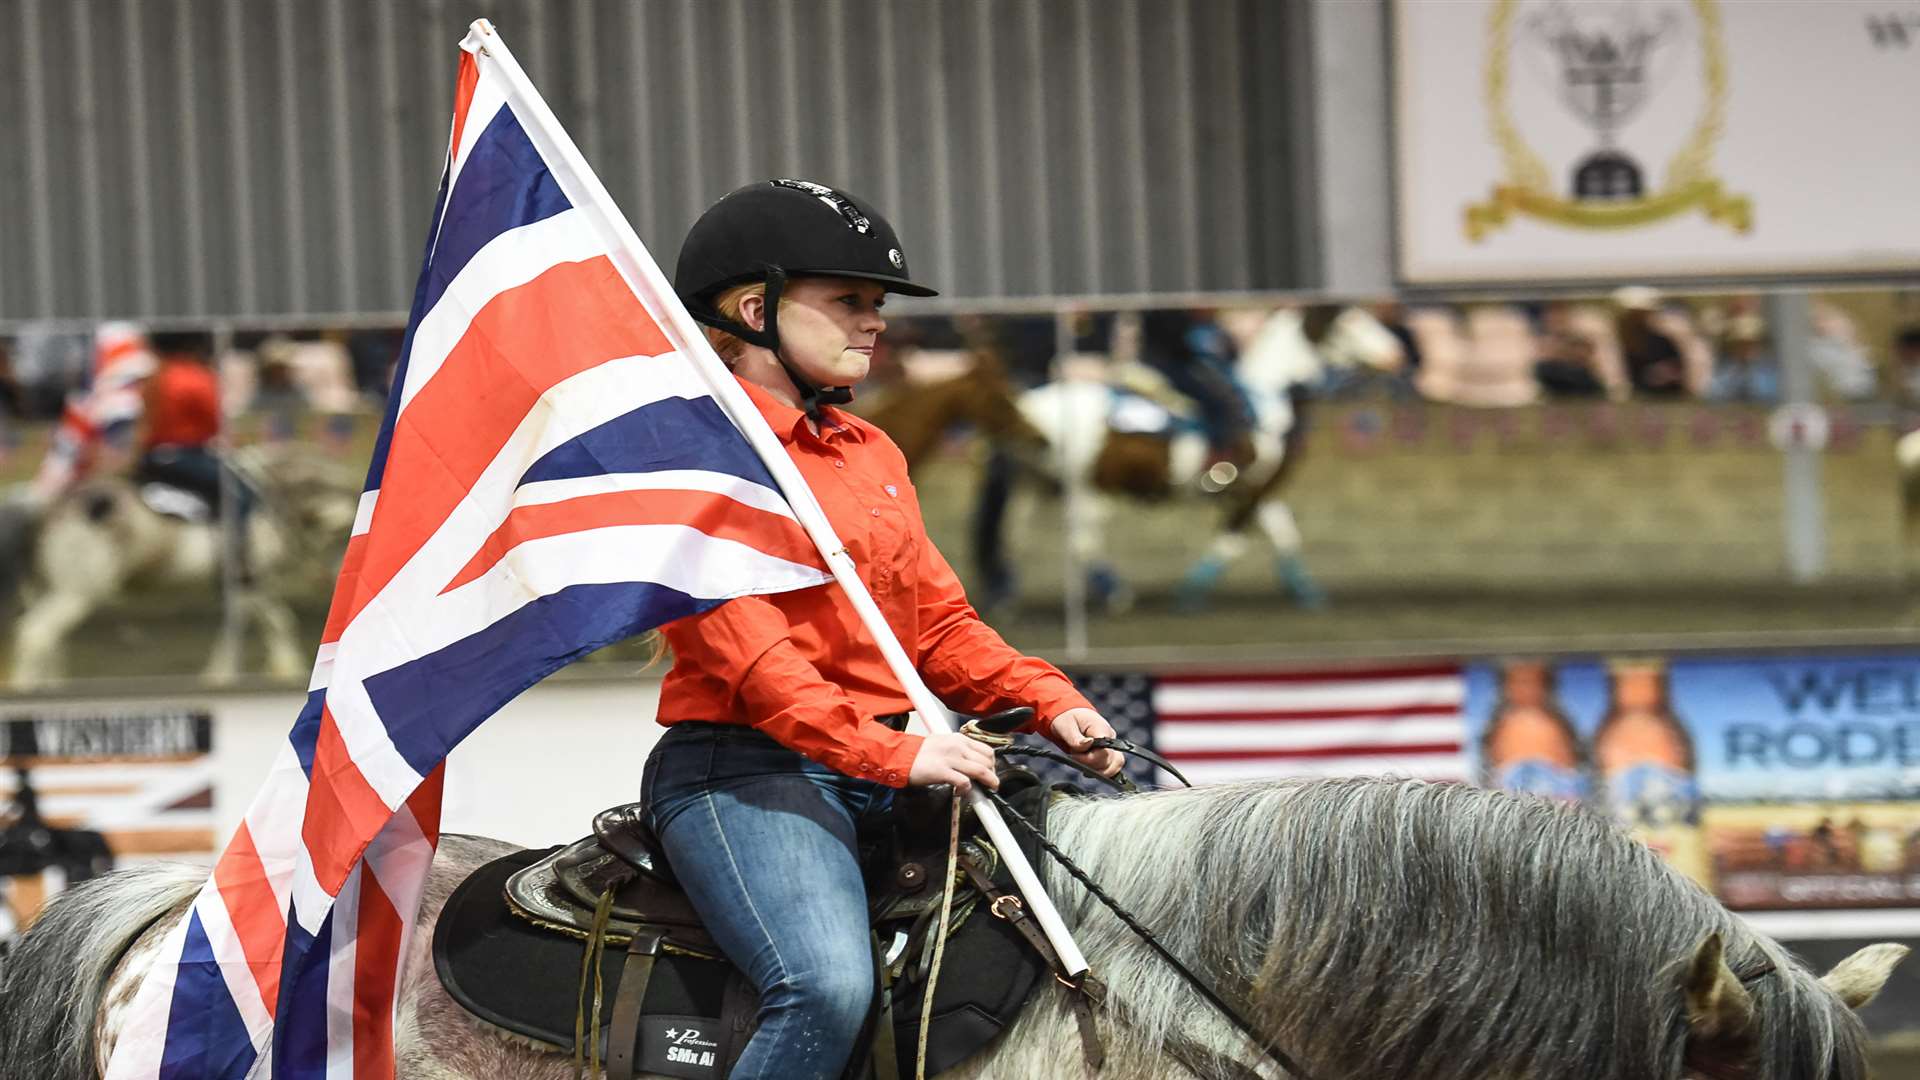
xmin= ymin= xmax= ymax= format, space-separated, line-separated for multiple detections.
xmin=1036 ymin=792 xmax=1283 ymax=1062
xmin=1040 ymin=780 xmax=1849 ymax=1080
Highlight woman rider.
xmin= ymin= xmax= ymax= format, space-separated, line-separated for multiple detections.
xmin=642 ymin=179 xmax=1123 ymax=1079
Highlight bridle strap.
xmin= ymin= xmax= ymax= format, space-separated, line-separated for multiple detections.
xmin=979 ymin=785 xmax=1315 ymax=1080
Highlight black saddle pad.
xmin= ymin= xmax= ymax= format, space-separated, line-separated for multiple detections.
xmin=435 ymin=772 xmax=1062 ymax=1078
xmin=433 ymin=846 xmax=738 ymax=1074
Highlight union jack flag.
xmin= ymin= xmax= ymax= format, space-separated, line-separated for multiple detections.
xmin=105 ymin=24 xmax=830 ymax=1080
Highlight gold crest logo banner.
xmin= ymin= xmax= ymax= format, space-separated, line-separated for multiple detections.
xmin=1465 ymin=0 xmax=1753 ymax=242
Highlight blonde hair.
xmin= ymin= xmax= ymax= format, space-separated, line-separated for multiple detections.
xmin=704 ymin=282 xmax=783 ymax=368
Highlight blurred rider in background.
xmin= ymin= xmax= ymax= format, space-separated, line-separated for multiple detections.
xmin=131 ymin=331 xmax=228 ymax=521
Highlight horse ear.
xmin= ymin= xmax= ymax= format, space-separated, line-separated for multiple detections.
xmin=1683 ymin=933 xmax=1758 ymax=1051
xmin=1820 ymin=943 xmax=1909 ymax=1010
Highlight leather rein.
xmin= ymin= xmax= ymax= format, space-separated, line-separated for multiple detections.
xmin=982 ymin=734 xmax=1315 ymax=1080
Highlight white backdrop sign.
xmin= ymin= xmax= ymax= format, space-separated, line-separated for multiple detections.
xmin=1392 ymin=0 xmax=1920 ymax=285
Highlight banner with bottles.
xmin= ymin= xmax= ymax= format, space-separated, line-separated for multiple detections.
xmin=1465 ymin=654 xmax=1920 ymax=910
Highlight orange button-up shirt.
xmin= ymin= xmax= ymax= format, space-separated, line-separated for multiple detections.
xmin=655 ymin=377 xmax=1093 ymax=786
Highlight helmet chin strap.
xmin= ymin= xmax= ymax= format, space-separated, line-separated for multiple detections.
xmin=698 ymin=265 xmax=853 ymax=421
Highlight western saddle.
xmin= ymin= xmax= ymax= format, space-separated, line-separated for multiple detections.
xmin=435 ymin=708 xmax=1102 ymax=1080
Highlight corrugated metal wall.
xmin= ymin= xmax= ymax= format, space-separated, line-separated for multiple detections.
xmin=0 ymin=0 xmax=1311 ymax=322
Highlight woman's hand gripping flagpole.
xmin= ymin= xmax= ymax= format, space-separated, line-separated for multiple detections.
xmin=462 ymin=19 xmax=1091 ymax=978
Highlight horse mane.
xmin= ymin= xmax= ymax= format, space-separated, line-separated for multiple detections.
xmin=1038 ymin=777 xmax=1870 ymax=1080
xmin=0 ymin=861 xmax=205 ymax=1080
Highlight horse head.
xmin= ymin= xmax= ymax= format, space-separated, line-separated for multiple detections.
xmin=1681 ymin=932 xmax=1906 ymax=1080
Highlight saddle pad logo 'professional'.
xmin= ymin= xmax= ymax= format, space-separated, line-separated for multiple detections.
xmin=645 ymin=1018 xmax=722 ymax=1077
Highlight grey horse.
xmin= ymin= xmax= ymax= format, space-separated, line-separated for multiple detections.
xmin=1 ymin=777 xmax=1905 ymax=1079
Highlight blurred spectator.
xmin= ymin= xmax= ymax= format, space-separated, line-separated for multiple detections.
xmin=1139 ymin=309 xmax=1255 ymax=467
xmin=1893 ymin=326 xmax=1920 ymax=408
xmin=252 ymin=336 xmax=311 ymax=437
xmin=1706 ymin=314 xmax=1780 ymax=404
xmin=1613 ymin=286 xmax=1690 ymax=397
xmin=1531 ymin=301 xmax=1608 ymax=399
xmin=9 ymin=323 xmax=92 ymax=419
xmin=346 ymin=328 xmax=404 ymax=402
xmin=1369 ymin=301 xmax=1423 ymax=375
xmin=982 ymin=314 xmax=1059 ymax=388
xmin=1413 ymin=305 xmax=1538 ymax=406
xmin=0 ymin=342 xmax=24 ymax=420
xmin=1808 ymin=301 xmax=1877 ymax=401
xmin=1407 ymin=307 xmax=1471 ymax=402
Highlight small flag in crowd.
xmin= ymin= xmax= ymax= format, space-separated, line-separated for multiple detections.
xmin=105 ymin=23 xmax=830 ymax=1080
xmin=1117 ymin=663 xmax=1468 ymax=786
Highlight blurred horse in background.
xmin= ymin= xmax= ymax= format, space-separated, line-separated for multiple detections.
xmin=5 ymin=445 xmax=358 ymax=689
xmin=863 ymin=307 xmax=1405 ymax=614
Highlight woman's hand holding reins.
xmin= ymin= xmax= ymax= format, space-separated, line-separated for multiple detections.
xmin=908 ymin=732 xmax=1000 ymax=795
xmin=1048 ymin=708 xmax=1126 ymax=777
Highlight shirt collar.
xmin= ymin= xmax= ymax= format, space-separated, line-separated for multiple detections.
xmin=734 ymin=375 xmax=865 ymax=446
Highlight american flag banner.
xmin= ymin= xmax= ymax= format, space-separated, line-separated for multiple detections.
xmin=105 ymin=23 xmax=832 ymax=1080
xmin=1090 ymin=664 xmax=1469 ymax=786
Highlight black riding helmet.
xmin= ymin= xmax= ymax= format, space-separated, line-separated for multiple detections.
xmin=675 ymin=179 xmax=937 ymax=416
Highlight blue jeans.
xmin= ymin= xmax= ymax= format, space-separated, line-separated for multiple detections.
xmin=640 ymin=722 xmax=895 ymax=1080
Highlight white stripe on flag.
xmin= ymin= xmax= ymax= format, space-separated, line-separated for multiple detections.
xmin=1155 ymin=676 xmax=1465 ymax=716
xmin=189 ymin=889 xmax=276 ymax=1048
xmin=513 ymin=469 xmax=806 ymax=521
xmin=352 ymin=491 xmax=378 ymax=538
xmin=241 ymin=745 xmax=318 ymax=915
xmin=310 ymin=643 xmax=337 ymax=692
xmin=399 ymin=207 xmax=606 ymax=413
xmin=362 ymin=350 xmax=725 ymax=644
xmin=1171 ymin=754 xmax=1472 ymax=786
xmin=326 ymin=352 xmax=794 ymax=697
xmin=324 ymin=864 xmax=363 ymax=1080
xmin=451 ymin=524 xmax=831 ymax=609
xmin=1155 ymin=717 xmax=1465 ymax=754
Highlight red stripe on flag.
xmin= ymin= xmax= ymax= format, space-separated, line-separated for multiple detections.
xmin=350 ymin=869 xmax=403 ymax=1080
xmin=211 ymin=822 xmax=284 ymax=1019
xmin=408 ymin=764 xmax=445 ymax=844
xmin=1154 ymin=665 xmax=1460 ymax=685
xmin=321 ymin=530 xmax=371 ymax=645
xmin=1157 ymin=705 xmax=1461 ymax=724
xmin=341 ymin=256 xmax=670 ymax=632
xmin=447 ymin=53 xmax=480 ymax=168
xmin=439 ymin=488 xmax=824 ymax=593
xmin=1162 ymin=741 xmax=1463 ymax=763
xmin=301 ymin=708 xmax=398 ymax=894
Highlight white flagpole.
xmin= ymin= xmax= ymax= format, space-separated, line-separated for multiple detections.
xmin=462 ymin=20 xmax=1089 ymax=977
